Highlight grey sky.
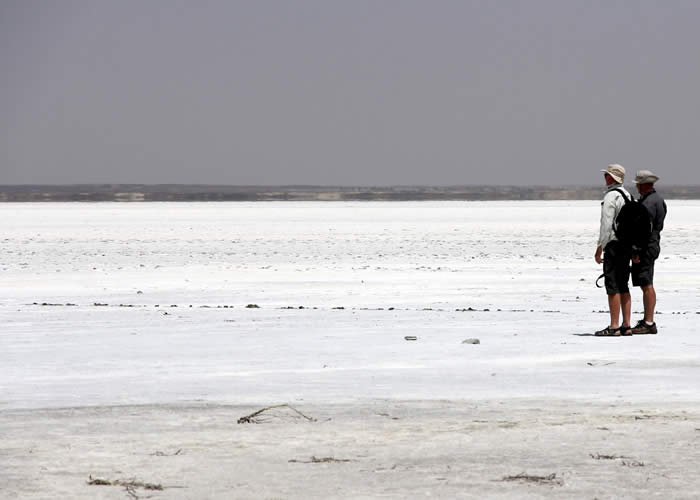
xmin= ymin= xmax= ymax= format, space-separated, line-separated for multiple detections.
xmin=2 ymin=0 xmax=699 ymax=185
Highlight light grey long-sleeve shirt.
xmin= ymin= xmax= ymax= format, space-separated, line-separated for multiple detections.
xmin=598 ymin=183 xmax=630 ymax=249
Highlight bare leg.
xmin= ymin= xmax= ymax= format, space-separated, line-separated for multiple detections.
xmin=607 ymin=293 xmax=621 ymax=328
xmin=641 ymin=285 xmax=656 ymax=323
xmin=620 ymin=292 xmax=631 ymax=327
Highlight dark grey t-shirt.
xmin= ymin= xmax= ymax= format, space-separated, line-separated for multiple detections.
xmin=640 ymin=189 xmax=667 ymax=246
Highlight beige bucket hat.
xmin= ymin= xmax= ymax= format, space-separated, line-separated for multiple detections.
xmin=634 ymin=170 xmax=659 ymax=184
xmin=601 ymin=164 xmax=625 ymax=183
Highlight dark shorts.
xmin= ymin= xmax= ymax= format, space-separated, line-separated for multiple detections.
xmin=603 ymin=241 xmax=631 ymax=294
xmin=631 ymin=243 xmax=660 ymax=287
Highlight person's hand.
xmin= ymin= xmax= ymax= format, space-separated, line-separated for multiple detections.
xmin=632 ymin=255 xmax=640 ymax=264
xmin=594 ymin=246 xmax=603 ymax=265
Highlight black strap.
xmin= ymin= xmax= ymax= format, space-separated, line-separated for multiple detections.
xmin=611 ymin=188 xmax=630 ymax=204
xmin=595 ymin=273 xmax=605 ymax=288
xmin=608 ymin=188 xmax=629 ymax=237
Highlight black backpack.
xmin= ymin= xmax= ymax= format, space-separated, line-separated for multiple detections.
xmin=612 ymin=188 xmax=652 ymax=251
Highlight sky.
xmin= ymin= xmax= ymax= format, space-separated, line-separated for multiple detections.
xmin=2 ymin=0 xmax=699 ymax=186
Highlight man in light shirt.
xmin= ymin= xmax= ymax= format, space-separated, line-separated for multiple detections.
xmin=594 ymin=164 xmax=632 ymax=336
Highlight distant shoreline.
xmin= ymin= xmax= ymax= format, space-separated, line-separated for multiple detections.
xmin=2 ymin=184 xmax=699 ymax=201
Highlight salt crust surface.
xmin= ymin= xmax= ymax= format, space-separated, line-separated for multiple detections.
xmin=1 ymin=201 xmax=699 ymax=498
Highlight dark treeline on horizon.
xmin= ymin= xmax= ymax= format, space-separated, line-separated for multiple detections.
xmin=1 ymin=185 xmax=699 ymax=202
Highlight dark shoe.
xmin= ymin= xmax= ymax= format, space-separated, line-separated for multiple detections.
xmin=595 ymin=326 xmax=621 ymax=337
xmin=620 ymin=325 xmax=632 ymax=336
xmin=630 ymin=320 xmax=657 ymax=335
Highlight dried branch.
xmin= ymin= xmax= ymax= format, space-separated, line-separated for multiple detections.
xmin=289 ymin=456 xmax=351 ymax=463
xmin=151 ymin=448 xmax=182 ymax=456
xmin=124 ymin=484 xmax=139 ymax=500
xmin=237 ymin=404 xmax=315 ymax=424
xmin=87 ymin=476 xmax=165 ymax=491
xmin=621 ymin=460 xmax=645 ymax=467
xmin=590 ymin=453 xmax=630 ymax=460
xmin=589 ymin=453 xmax=644 ymax=467
xmin=501 ymin=472 xmax=562 ymax=485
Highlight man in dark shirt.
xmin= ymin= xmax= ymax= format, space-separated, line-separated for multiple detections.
xmin=630 ymin=170 xmax=667 ymax=334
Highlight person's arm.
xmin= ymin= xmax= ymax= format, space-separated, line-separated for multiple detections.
xmin=597 ymin=192 xmax=617 ymax=251
xmin=656 ymin=199 xmax=667 ymax=232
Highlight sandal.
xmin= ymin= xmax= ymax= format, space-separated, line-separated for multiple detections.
xmin=595 ymin=326 xmax=621 ymax=337
xmin=620 ymin=325 xmax=632 ymax=336
xmin=630 ymin=320 xmax=657 ymax=335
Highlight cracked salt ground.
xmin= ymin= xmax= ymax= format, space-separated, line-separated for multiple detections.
xmin=1 ymin=201 xmax=700 ymax=498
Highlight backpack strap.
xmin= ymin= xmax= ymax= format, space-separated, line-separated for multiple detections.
xmin=595 ymin=273 xmax=605 ymax=288
xmin=610 ymin=188 xmax=630 ymax=204
xmin=608 ymin=188 xmax=629 ymax=240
